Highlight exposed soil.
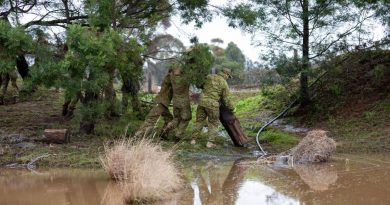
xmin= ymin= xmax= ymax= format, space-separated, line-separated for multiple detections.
xmin=0 ymin=90 xmax=63 ymax=138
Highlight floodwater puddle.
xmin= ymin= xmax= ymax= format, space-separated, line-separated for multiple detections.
xmin=0 ymin=154 xmax=389 ymax=205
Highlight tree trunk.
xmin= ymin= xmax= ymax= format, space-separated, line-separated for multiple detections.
xmin=80 ymin=91 xmax=98 ymax=134
xmin=104 ymin=68 xmax=119 ymax=117
xmin=300 ymin=0 xmax=310 ymax=105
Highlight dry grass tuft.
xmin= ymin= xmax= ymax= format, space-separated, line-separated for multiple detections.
xmin=100 ymin=139 xmax=182 ymax=203
xmin=243 ymin=129 xmax=337 ymax=165
xmin=287 ymin=129 xmax=336 ymax=164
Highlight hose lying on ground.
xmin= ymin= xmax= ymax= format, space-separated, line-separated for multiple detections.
xmin=255 ymin=71 xmax=330 ymax=155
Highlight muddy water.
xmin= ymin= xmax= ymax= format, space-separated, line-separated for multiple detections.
xmin=0 ymin=154 xmax=389 ymax=205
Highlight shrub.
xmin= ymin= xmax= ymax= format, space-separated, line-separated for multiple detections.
xmin=100 ymin=139 xmax=182 ymax=203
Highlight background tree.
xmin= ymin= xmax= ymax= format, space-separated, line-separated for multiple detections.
xmin=212 ymin=41 xmax=246 ymax=84
xmin=226 ymin=0 xmax=380 ymax=104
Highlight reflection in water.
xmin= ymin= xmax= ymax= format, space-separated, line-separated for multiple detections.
xmin=191 ymin=160 xmax=299 ymax=205
xmin=293 ymin=164 xmax=338 ymax=191
xmin=192 ymin=160 xmax=247 ymax=205
xmin=0 ymin=155 xmax=389 ymax=205
xmin=0 ymin=169 xmax=107 ymax=205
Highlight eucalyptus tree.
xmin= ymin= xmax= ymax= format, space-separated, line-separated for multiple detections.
xmin=224 ymin=0 xmax=380 ymax=104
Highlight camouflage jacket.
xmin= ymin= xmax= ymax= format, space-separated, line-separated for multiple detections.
xmin=199 ymin=72 xmax=234 ymax=110
xmin=154 ymin=73 xmax=173 ymax=107
xmin=169 ymin=66 xmax=190 ymax=107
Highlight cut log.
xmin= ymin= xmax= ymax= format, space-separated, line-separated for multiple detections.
xmin=42 ymin=129 xmax=70 ymax=144
xmin=219 ymin=102 xmax=249 ymax=147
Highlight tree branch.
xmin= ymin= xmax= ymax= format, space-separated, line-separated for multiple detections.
xmin=23 ymin=15 xmax=88 ymax=28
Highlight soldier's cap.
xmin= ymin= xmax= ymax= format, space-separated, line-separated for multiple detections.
xmin=221 ymin=68 xmax=232 ymax=78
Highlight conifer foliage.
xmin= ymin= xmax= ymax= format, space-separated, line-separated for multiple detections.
xmin=181 ymin=44 xmax=214 ymax=88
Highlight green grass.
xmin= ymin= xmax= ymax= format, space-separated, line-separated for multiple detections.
xmin=260 ymin=128 xmax=299 ymax=151
xmin=235 ymin=94 xmax=265 ymax=118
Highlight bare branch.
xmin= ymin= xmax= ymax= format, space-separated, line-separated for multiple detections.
xmin=23 ymin=15 xmax=88 ymax=28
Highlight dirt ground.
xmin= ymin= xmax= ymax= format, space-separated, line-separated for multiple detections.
xmin=0 ymin=90 xmax=63 ymax=138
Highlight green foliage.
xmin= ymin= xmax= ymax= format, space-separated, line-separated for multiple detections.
xmin=61 ymin=25 xmax=143 ymax=96
xmin=57 ymin=25 xmax=144 ymax=132
xmin=0 ymin=20 xmax=32 ymax=74
xmin=353 ymin=0 xmax=390 ymax=26
xmin=271 ymin=54 xmax=300 ymax=85
xmin=225 ymin=42 xmax=245 ymax=66
xmin=363 ymin=111 xmax=376 ymax=122
xmin=177 ymin=0 xmax=211 ymax=27
xmin=329 ymin=84 xmax=342 ymax=96
xmin=223 ymin=2 xmax=263 ymax=30
xmin=372 ymin=64 xmax=388 ymax=80
xmin=180 ymin=43 xmax=214 ymax=88
xmin=85 ymin=0 xmax=172 ymax=31
xmin=213 ymin=41 xmax=246 ymax=84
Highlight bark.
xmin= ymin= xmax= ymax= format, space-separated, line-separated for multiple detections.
xmin=104 ymin=68 xmax=119 ymax=117
xmin=300 ymin=0 xmax=310 ymax=105
xmin=219 ymin=102 xmax=249 ymax=147
xmin=42 ymin=129 xmax=70 ymax=144
xmin=121 ymin=75 xmax=143 ymax=119
xmin=80 ymin=91 xmax=99 ymax=134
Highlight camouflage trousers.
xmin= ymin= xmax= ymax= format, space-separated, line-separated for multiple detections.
xmin=62 ymin=91 xmax=82 ymax=119
xmin=192 ymin=106 xmax=220 ymax=142
xmin=0 ymin=71 xmax=19 ymax=104
xmin=134 ymin=103 xmax=173 ymax=138
xmin=164 ymin=103 xmax=192 ymax=139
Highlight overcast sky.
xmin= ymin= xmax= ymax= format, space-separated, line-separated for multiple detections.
xmin=165 ymin=14 xmax=262 ymax=61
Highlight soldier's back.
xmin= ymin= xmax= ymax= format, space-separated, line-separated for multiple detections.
xmin=170 ymin=67 xmax=190 ymax=106
xmin=199 ymin=74 xmax=226 ymax=109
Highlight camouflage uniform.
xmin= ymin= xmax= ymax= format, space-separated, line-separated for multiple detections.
xmin=134 ymin=72 xmax=173 ymax=138
xmin=192 ymin=70 xmax=234 ymax=145
xmin=62 ymin=90 xmax=82 ymax=119
xmin=0 ymin=70 xmax=19 ymax=105
xmin=163 ymin=66 xmax=192 ymax=140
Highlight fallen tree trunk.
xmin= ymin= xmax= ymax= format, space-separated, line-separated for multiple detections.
xmin=41 ymin=129 xmax=70 ymax=144
xmin=219 ymin=102 xmax=249 ymax=147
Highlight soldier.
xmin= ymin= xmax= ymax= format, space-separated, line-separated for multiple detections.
xmin=0 ymin=70 xmax=19 ymax=105
xmin=134 ymin=70 xmax=173 ymax=138
xmin=191 ymin=68 xmax=234 ymax=148
xmin=62 ymin=90 xmax=82 ymax=119
xmin=161 ymin=64 xmax=192 ymax=142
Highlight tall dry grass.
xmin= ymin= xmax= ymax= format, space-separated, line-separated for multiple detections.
xmin=100 ymin=139 xmax=183 ymax=203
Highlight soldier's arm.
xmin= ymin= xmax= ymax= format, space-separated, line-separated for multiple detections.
xmin=221 ymin=80 xmax=234 ymax=110
xmin=161 ymin=73 xmax=172 ymax=89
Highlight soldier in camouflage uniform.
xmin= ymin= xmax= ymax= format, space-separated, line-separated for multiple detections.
xmin=161 ymin=65 xmax=192 ymax=141
xmin=0 ymin=70 xmax=19 ymax=105
xmin=191 ymin=68 xmax=234 ymax=148
xmin=62 ymin=90 xmax=82 ymax=119
xmin=134 ymin=70 xmax=173 ymax=138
